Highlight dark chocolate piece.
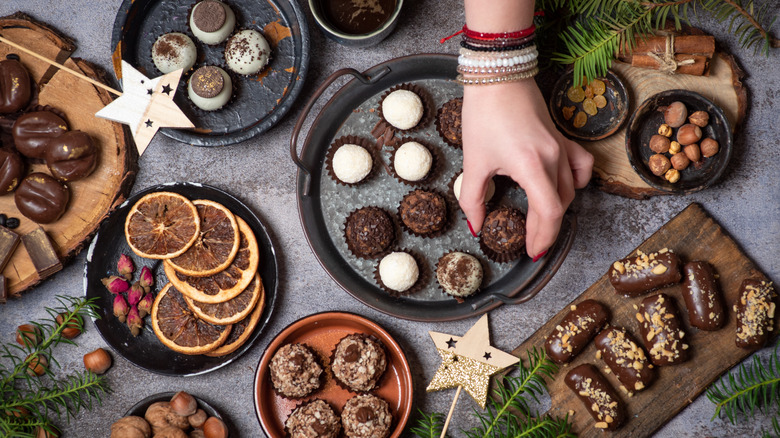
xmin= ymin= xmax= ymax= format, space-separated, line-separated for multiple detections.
xmin=435 ymin=97 xmax=463 ymax=148
xmin=0 ymin=59 xmax=32 ymax=113
xmin=545 ymin=299 xmax=609 ymax=364
xmin=22 ymin=227 xmax=62 ymax=280
xmin=0 ymin=149 xmax=24 ymax=193
xmin=682 ymin=261 xmax=726 ymax=331
xmin=12 ymin=111 xmax=68 ymax=159
xmin=15 ymin=173 xmax=70 ymax=224
xmin=480 ymin=207 xmax=526 ymax=255
xmin=595 ymin=326 xmax=655 ymax=394
xmin=609 ymin=249 xmax=682 ymax=297
xmin=636 ymin=293 xmax=689 ymax=366
xmin=399 ymin=189 xmax=447 ymax=235
xmin=45 ymin=130 xmax=98 ymax=181
xmin=0 ymin=274 xmax=6 ymax=303
xmin=735 ymin=279 xmax=776 ymax=349
xmin=344 ymin=207 xmax=394 ymax=259
xmin=565 ymin=363 xmax=626 ymax=431
xmin=0 ymin=225 xmax=20 ymax=273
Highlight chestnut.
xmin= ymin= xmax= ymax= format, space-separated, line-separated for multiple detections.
xmin=664 ymin=101 xmax=688 ymax=128
xmin=648 ymin=154 xmax=671 ymax=176
xmin=701 ymin=138 xmax=719 ymax=157
xmin=648 ymin=135 xmax=671 ymax=153
xmin=677 ymin=124 xmax=702 ymax=145
xmin=684 ymin=144 xmax=701 ymax=162
xmin=688 ymin=110 xmax=710 ymax=127
xmin=671 ymin=153 xmax=690 ymax=170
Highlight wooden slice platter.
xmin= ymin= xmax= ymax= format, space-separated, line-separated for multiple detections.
xmin=510 ymin=203 xmax=773 ymax=437
xmin=0 ymin=12 xmax=137 ymax=297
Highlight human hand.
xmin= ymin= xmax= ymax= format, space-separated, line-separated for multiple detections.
xmin=459 ymin=79 xmax=594 ymax=260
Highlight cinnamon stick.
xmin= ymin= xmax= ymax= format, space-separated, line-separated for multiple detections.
xmin=619 ymin=35 xmax=715 ymax=59
xmin=631 ymin=54 xmax=710 ymax=76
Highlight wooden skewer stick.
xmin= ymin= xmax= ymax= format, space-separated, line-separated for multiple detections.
xmin=0 ymin=34 xmax=122 ymax=96
xmin=440 ymin=386 xmax=462 ymax=438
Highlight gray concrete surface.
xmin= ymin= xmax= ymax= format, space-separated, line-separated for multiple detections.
xmin=1 ymin=0 xmax=779 ymax=436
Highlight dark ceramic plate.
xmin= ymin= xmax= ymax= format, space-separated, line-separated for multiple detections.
xmin=124 ymin=392 xmax=237 ymax=436
xmin=110 ymin=0 xmax=309 ymax=146
xmin=85 ymin=182 xmax=278 ymax=376
xmin=549 ymin=70 xmax=629 ymax=141
xmin=625 ymin=89 xmax=732 ymax=192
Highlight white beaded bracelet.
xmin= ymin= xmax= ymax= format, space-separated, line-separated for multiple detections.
xmin=457 ymin=49 xmax=538 ymax=68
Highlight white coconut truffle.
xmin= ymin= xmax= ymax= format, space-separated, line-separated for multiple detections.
xmin=189 ymin=0 xmax=236 ymax=45
xmin=187 ymin=66 xmax=232 ymax=111
xmin=436 ymin=252 xmax=483 ymax=297
xmin=332 ymin=144 xmax=372 ymax=184
xmin=379 ymin=252 xmax=419 ymax=292
xmin=453 ymin=173 xmax=496 ymax=203
xmin=394 ymin=141 xmax=432 ymax=182
xmin=152 ymin=33 xmax=197 ymax=74
xmin=225 ymin=29 xmax=271 ymax=75
xmin=382 ymin=90 xmax=423 ymax=130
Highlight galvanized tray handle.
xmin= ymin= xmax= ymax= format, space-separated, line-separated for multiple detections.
xmin=290 ymin=67 xmax=391 ymax=196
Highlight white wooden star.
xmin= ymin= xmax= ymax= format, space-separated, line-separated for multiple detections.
xmin=95 ymin=61 xmax=193 ymax=155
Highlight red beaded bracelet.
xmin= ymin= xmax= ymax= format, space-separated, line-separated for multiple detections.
xmin=462 ymin=24 xmax=536 ymax=41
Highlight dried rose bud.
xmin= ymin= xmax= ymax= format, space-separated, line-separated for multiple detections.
xmin=127 ymin=306 xmax=143 ymax=337
xmin=113 ymin=295 xmax=129 ymax=323
xmin=139 ymin=266 xmax=154 ymax=289
xmin=127 ymin=282 xmax=144 ymax=307
xmin=138 ymin=293 xmax=154 ymax=318
xmin=117 ymin=254 xmax=134 ymax=280
xmin=101 ymin=276 xmax=129 ymax=294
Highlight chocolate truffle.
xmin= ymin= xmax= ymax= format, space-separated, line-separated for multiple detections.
xmin=344 ymin=207 xmax=394 ymax=258
xmin=453 ymin=172 xmax=495 ymax=203
xmin=225 ymin=29 xmax=271 ymax=75
xmin=378 ymin=251 xmax=419 ymax=293
xmin=269 ymin=343 xmax=323 ymax=398
xmin=12 ymin=111 xmax=68 ymax=159
xmin=399 ymin=189 xmax=446 ymax=235
xmin=481 ymin=207 xmax=526 ymax=259
xmin=332 ymin=144 xmax=372 ymax=184
xmin=0 ymin=149 xmax=24 ymax=194
xmin=189 ymin=0 xmax=236 ymax=45
xmin=382 ymin=90 xmax=423 ymax=130
xmin=0 ymin=59 xmax=31 ymax=113
xmin=436 ymin=97 xmax=462 ymax=148
xmin=152 ymin=32 xmax=197 ymax=74
xmin=436 ymin=252 xmax=482 ymax=298
xmin=285 ymin=399 xmax=340 ymax=438
xmin=45 ymin=131 xmax=98 ymax=181
xmin=15 ymin=173 xmax=70 ymax=224
xmin=393 ymin=141 xmax=431 ymax=182
xmin=187 ymin=66 xmax=232 ymax=111
xmin=342 ymin=394 xmax=393 ymax=438
xmin=332 ymin=334 xmax=387 ymax=392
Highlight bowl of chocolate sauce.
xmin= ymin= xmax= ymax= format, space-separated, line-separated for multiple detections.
xmin=309 ymin=0 xmax=402 ymax=47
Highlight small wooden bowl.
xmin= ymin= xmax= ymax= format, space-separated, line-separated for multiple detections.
xmin=549 ymin=70 xmax=629 ymax=141
xmin=625 ymin=89 xmax=732 ymax=193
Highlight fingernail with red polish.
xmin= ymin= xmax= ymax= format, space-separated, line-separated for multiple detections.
xmin=467 ymin=220 xmax=477 ymax=238
xmin=532 ymin=250 xmax=548 ymax=263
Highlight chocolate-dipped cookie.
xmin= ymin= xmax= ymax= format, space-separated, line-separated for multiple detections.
xmin=609 ymin=248 xmax=682 ymax=297
xmin=636 ymin=293 xmax=689 ymax=366
xmin=0 ymin=149 xmax=24 ymax=194
xmin=735 ymin=279 xmax=777 ymax=349
xmin=12 ymin=111 xmax=69 ymax=159
xmin=682 ymin=261 xmax=726 ymax=331
xmin=45 ymin=131 xmax=98 ymax=181
xmin=595 ymin=326 xmax=655 ymax=394
xmin=0 ymin=59 xmax=32 ymax=113
xmin=14 ymin=173 xmax=69 ymax=223
xmin=545 ymin=299 xmax=609 ymax=364
xmin=565 ymin=364 xmax=626 ymax=431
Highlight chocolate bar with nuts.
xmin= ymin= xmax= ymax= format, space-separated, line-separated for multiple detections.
xmin=682 ymin=261 xmax=726 ymax=331
xmin=22 ymin=227 xmax=62 ymax=280
xmin=565 ymin=363 xmax=626 ymax=431
xmin=545 ymin=299 xmax=610 ymax=364
xmin=609 ymin=249 xmax=682 ymax=297
xmin=637 ymin=293 xmax=689 ymax=366
xmin=595 ymin=326 xmax=655 ymax=395
xmin=735 ymin=279 xmax=776 ymax=349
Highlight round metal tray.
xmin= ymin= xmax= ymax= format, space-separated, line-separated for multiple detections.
xmin=290 ymin=54 xmax=576 ymax=322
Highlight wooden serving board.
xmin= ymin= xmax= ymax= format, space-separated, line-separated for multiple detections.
xmin=0 ymin=13 xmax=137 ymax=297
xmin=584 ymin=55 xmax=746 ymax=199
xmin=510 ymin=203 xmax=773 ymax=437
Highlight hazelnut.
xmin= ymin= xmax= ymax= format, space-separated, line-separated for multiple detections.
xmin=83 ymin=348 xmax=112 ymax=374
xmin=688 ymin=110 xmax=710 ymax=127
xmin=684 ymin=144 xmax=701 ymax=162
xmin=671 ymin=153 xmax=690 ymax=170
xmin=669 ymin=141 xmax=682 ymax=154
xmin=665 ymin=169 xmax=681 ymax=183
xmin=55 ymin=313 xmax=82 ymax=339
xmin=664 ymin=101 xmax=688 ymax=128
xmin=658 ymin=124 xmax=673 ymax=137
xmin=203 ymin=417 xmax=228 ymax=438
xmin=701 ymin=138 xmax=719 ymax=157
xmin=648 ymin=135 xmax=671 ymax=153
xmin=189 ymin=409 xmax=208 ymax=428
xmin=16 ymin=324 xmax=41 ymax=347
xmin=677 ymin=124 xmax=702 ymax=145
xmin=648 ymin=154 xmax=671 ymax=176
xmin=170 ymin=391 xmax=198 ymax=417
xmin=26 ymin=354 xmax=48 ymax=376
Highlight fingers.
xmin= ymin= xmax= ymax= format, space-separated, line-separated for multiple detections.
xmin=564 ymin=139 xmax=595 ymax=189
xmin=458 ymin=168 xmax=490 ymax=234
xmin=511 ymin=162 xmax=564 ymax=259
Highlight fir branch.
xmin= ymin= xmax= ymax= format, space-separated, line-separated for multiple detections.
xmin=700 ymin=0 xmax=779 ymax=54
xmin=409 ymin=410 xmax=446 ymax=438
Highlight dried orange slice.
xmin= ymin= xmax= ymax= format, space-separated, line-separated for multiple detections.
xmin=583 ymin=98 xmax=598 ymax=116
xmin=164 ymin=216 xmax=259 ymax=303
xmin=591 ymin=79 xmax=606 ymax=95
xmin=184 ymin=272 xmax=263 ymax=325
xmin=594 ymin=94 xmax=608 ymax=109
xmin=167 ymin=200 xmax=240 ymax=277
xmin=205 ymin=291 xmax=265 ymax=357
xmin=124 ymin=192 xmax=200 ymax=259
xmin=566 ymin=86 xmax=585 ymax=103
xmin=151 ymin=283 xmax=231 ymax=355
xmin=573 ymin=111 xmax=587 ymax=128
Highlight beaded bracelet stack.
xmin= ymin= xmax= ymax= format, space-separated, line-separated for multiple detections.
xmin=455 ymin=24 xmax=539 ymax=86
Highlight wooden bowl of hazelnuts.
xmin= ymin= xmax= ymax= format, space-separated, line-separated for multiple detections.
xmin=625 ymin=89 xmax=733 ymax=193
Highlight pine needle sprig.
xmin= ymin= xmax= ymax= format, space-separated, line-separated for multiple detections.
xmin=700 ymin=0 xmax=779 ymax=54
xmin=409 ymin=411 xmax=446 ymax=438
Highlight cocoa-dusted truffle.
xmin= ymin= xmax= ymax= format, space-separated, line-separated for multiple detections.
xmin=342 ymin=394 xmax=392 ymax=438
xmin=399 ymin=189 xmax=446 ymax=235
xmin=15 ymin=173 xmax=70 ymax=224
xmin=481 ymin=207 xmax=526 ymax=258
xmin=269 ymin=343 xmax=323 ymax=398
xmin=225 ymin=29 xmax=271 ymax=75
xmin=152 ymin=32 xmax=197 ymax=74
xmin=45 ymin=131 xmax=98 ymax=181
xmin=332 ymin=334 xmax=387 ymax=392
xmin=189 ymin=0 xmax=236 ymax=45
xmin=344 ymin=207 xmax=394 ymax=259
xmin=436 ymin=252 xmax=482 ymax=298
xmin=12 ymin=111 xmax=68 ymax=159
xmin=0 ymin=149 xmax=24 ymax=194
xmin=0 ymin=59 xmax=31 ymax=113
xmin=187 ymin=66 xmax=232 ymax=111
xmin=285 ymin=399 xmax=340 ymax=438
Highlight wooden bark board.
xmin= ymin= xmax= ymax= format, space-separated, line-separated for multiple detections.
xmin=510 ymin=203 xmax=773 ymax=437
xmin=585 ymin=55 xmax=746 ymax=199
xmin=0 ymin=13 xmax=138 ymax=297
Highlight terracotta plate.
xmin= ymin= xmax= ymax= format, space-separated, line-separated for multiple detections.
xmin=254 ymin=312 xmax=413 ymax=437
xmin=124 ymin=391 xmax=236 ymax=436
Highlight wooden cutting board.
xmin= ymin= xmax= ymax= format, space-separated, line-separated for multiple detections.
xmin=510 ymin=203 xmax=773 ymax=437
xmin=0 ymin=12 xmax=137 ymax=297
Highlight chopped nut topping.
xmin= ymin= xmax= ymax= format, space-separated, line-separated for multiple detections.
xmin=652 ymin=264 xmax=668 ymax=275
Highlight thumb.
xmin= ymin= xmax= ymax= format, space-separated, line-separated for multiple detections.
xmin=458 ymin=169 xmax=489 ymax=235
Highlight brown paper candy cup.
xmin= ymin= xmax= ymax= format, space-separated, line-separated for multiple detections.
xmin=373 ymin=249 xmax=429 ymax=297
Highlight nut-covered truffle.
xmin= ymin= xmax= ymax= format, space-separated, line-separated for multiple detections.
xmin=15 ymin=173 xmax=70 ymax=223
xmin=269 ymin=343 xmax=323 ymax=398
xmin=332 ymin=334 xmax=387 ymax=392
xmin=700 ymin=138 xmax=719 ymax=157
xmin=648 ymin=135 xmax=671 ymax=153
xmin=45 ymin=131 xmax=98 ymax=181
xmin=341 ymin=394 xmax=393 ymax=438
xmin=664 ymin=101 xmax=688 ymax=128
xmin=676 ymin=124 xmax=702 ymax=146
xmin=688 ymin=110 xmax=709 ymax=127
xmin=285 ymin=399 xmax=340 ymax=438
xmin=344 ymin=207 xmax=394 ymax=259
xmin=648 ymin=154 xmax=671 ymax=176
